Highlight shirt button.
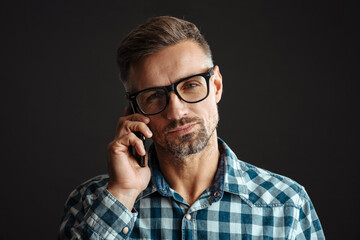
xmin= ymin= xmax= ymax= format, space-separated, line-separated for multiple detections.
xmin=214 ymin=191 xmax=220 ymax=197
xmin=122 ymin=227 xmax=129 ymax=234
xmin=185 ymin=214 xmax=191 ymax=220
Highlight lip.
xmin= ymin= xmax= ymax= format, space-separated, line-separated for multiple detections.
xmin=167 ymin=123 xmax=197 ymax=135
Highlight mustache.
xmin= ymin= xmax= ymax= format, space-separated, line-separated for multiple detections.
xmin=163 ymin=117 xmax=203 ymax=135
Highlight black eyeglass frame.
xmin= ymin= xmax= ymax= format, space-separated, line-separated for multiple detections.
xmin=126 ymin=68 xmax=214 ymax=116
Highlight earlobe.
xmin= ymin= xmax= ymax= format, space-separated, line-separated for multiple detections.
xmin=212 ymin=65 xmax=223 ymax=103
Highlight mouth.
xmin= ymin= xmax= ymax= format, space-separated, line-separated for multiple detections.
xmin=166 ymin=123 xmax=197 ymax=136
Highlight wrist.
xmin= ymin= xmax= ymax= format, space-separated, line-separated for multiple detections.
xmin=107 ymin=185 xmax=140 ymax=210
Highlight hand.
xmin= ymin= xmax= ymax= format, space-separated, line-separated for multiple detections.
xmin=107 ymin=107 xmax=153 ymax=210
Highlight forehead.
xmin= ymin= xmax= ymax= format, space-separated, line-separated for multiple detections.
xmin=126 ymin=40 xmax=212 ymax=92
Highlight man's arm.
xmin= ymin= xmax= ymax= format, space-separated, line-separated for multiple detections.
xmin=59 ymin=110 xmax=153 ymax=239
xmin=292 ymin=189 xmax=325 ymax=239
xmin=106 ymin=111 xmax=152 ymax=210
xmin=58 ymin=175 xmax=138 ymax=239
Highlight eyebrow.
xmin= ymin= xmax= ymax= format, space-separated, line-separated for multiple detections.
xmin=129 ymin=68 xmax=213 ymax=95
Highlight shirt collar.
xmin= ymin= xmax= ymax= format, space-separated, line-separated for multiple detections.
xmin=219 ymin=138 xmax=249 ymax=198
xmin=136 ymin=138 xmax=249 ymax=201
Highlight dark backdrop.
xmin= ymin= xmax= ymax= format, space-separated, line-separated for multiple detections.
xmin=1 ymin=1 xmax=358 ymax=239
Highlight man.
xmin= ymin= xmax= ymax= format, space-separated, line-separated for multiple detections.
xmin=59 ymin=16 xmax=325 ymax=239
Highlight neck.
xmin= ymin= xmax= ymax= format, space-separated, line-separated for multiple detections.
xmin=154 ymin=133 xmax=220 ymax=205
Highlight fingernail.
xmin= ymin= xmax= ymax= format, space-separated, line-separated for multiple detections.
xmin=147 ymin=130 xmax=152 ymax=137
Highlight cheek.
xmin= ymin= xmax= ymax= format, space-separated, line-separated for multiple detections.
xmin=199 ymin=96 xmax=217 ymax=116
xmin=148 ymin=118 xmax=166 ymax=140
xmin=199 ymin=100 xmax=219 ymax=125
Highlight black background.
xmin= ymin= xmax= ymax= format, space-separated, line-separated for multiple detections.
xmin=1 ymin=1 xmax=358 ymax=239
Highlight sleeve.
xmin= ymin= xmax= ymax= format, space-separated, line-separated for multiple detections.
xmin=292 ymin=188 xmax=325 ymax=240
xmin=58 ymin=176 xmax=138 ymax=240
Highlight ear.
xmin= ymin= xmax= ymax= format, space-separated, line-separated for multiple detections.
xmin=212 ymin=65 xmax=223 ymax=103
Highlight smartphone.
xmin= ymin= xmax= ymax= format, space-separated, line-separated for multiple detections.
xmin=130 ymin=131 xmax=146 ymax=167
xmin=128 ymin=104 xmax=150 ymax=167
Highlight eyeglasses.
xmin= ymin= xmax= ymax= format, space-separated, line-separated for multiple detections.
xmin=127 ymin=68 xmax=214 ymax=115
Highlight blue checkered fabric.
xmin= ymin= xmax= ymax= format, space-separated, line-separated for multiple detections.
xmin=59 ymin=138 xmax=325 ymax=239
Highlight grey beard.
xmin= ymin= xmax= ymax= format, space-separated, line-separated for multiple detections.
xmin=166 ymin=124 xmax=211 ymax=159
xmin=163 ymin=116 xmax=218 ymax=159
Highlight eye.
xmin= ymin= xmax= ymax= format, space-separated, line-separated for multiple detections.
xmin=183 ymin=82 xmax=199 ymax=89
xmin=142 ymin=90 xmax=165 ymax=103
xmin=180 ymin=78 xmax=203 ymax=91
xmin=147 ymin=92 xmax=161 ymax=100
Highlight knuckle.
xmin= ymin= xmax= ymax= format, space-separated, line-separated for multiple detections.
xmin=135 ymin=137 xmax=144 ymax=147
xmin=108 ymin=141 xmax=124 ymax=155
xmin=107 ymin=142 xmax=117 ymax=153
xmin=108 ymin=147 xmax=117 ymax=155
xmin=107 ymin=142 xmax=113 ymax=150
xmin=122 ymin=119 xmax=132 ymax=130
xmin=108 ymin=147 xmax=115 ymax=156
xmin=117 ymin=116 xmax=125 ymax=125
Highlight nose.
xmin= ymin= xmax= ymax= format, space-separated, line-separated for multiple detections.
xmin=163 ymin=91 xmax=187 ymax=120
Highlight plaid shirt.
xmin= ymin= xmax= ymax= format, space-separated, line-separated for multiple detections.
xmin=59 ymin=139 xmax=325 ymax=239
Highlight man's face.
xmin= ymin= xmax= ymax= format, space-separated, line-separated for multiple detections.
xmin=127 ymin=40 xmax=223 ymax=159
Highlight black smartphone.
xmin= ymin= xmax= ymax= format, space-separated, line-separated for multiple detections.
xmin=130 ymin=131 xmax=146 ymax=167
xmin=128 ymin=103 xmax=150 ymax=167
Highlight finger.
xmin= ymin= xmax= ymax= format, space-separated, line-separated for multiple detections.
xmin=110 ymin=131 xmax=146 ymax=156
xmin=129 ymin=132 xmax=146 ymax=156
xmin=144 ymin=152 xmax=150 ymax=168
xmin=134 ymin=146 xmax=150 ymax=168
xmin=127 ymin=113 xmax=150 ymax=123
xmin=115 ymin=115 xmax=151 ymax=138
xmin=115 ymin=120 xmax=152 ymax=140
